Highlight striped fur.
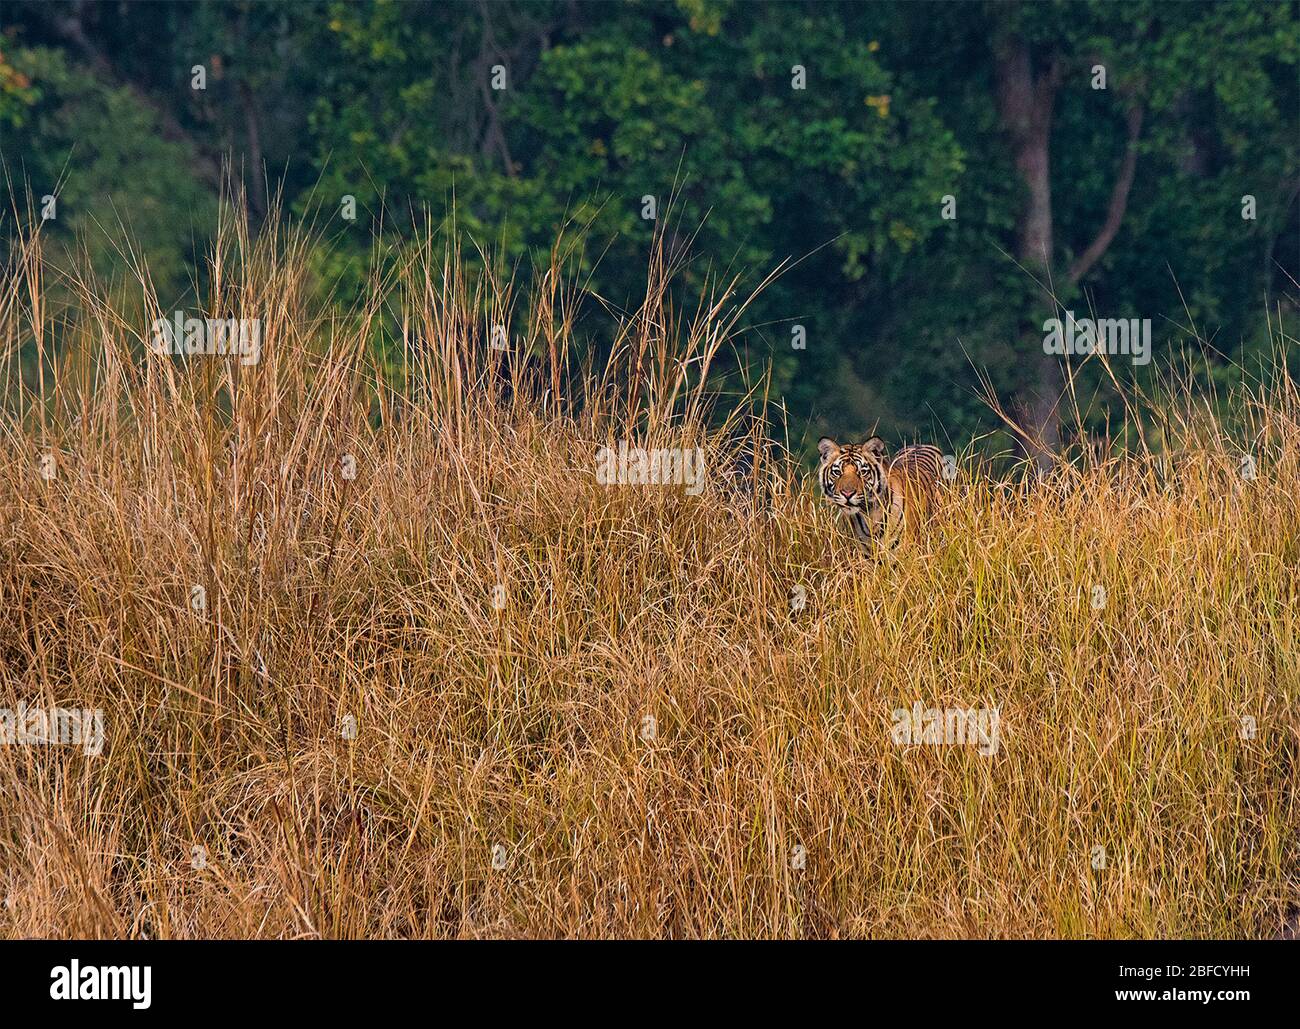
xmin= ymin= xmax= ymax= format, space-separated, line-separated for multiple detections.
xmin=817 ymin=435 xmax=944 ymax=542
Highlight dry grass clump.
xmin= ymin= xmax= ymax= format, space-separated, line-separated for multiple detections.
xmin=1 ymin=206 xmax=1297 ymax=938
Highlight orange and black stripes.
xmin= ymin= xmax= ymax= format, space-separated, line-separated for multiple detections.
xmin=818 ymin=436 xmax=943 ymax=541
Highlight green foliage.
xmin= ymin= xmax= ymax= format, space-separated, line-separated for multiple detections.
xmin=2 ymin=0 xmax=1295 ymax=455
xmin=0 ymin=43 xmax=39 ymax=128
xmin=303 ymin=0 xmax=965 ymax=440
xmin=1 ymin=44 xmax=214 ymax=304
xmin=876 ymin=0 xmax=1298 ymax=443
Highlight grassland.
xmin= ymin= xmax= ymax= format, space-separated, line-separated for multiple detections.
xmin=1 ymin=209 xmax=1297 ymax=938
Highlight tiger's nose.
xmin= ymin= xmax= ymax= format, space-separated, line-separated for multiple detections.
xmin=838 ymin=484 xmax=855 ymax=497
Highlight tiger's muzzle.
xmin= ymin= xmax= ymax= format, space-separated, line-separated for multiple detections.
xmin=825 ymin=462 xmax=870 ymax=510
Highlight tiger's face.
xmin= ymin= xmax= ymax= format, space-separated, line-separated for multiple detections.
xmin=817 ymin=436 xmax=889 ymax=516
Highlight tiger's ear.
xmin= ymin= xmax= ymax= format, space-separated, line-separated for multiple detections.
xmin=817 ymin=437 xmax=840 ymax=460
xmin=862 ymin=436 xmax=888 ymax=458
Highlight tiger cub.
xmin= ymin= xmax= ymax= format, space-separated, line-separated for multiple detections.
xmin=817 ymin=436 xmax=944 ymax=542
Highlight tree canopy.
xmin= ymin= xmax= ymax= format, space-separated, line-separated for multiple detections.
xmin=3 ymin=0 xmax=1296 ymax=458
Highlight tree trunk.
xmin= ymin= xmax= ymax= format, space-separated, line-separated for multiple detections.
xmin=994 ymin=33 xmax=1144 ymax=473
xmin=994 ymin=35 xmax=1062 ymax=472
xmin=237 ymin=79 xmax=267 ymax=218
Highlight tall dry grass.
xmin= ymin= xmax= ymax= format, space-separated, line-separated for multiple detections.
xmin=1 ymin=202 xmax=1298 ymax=938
